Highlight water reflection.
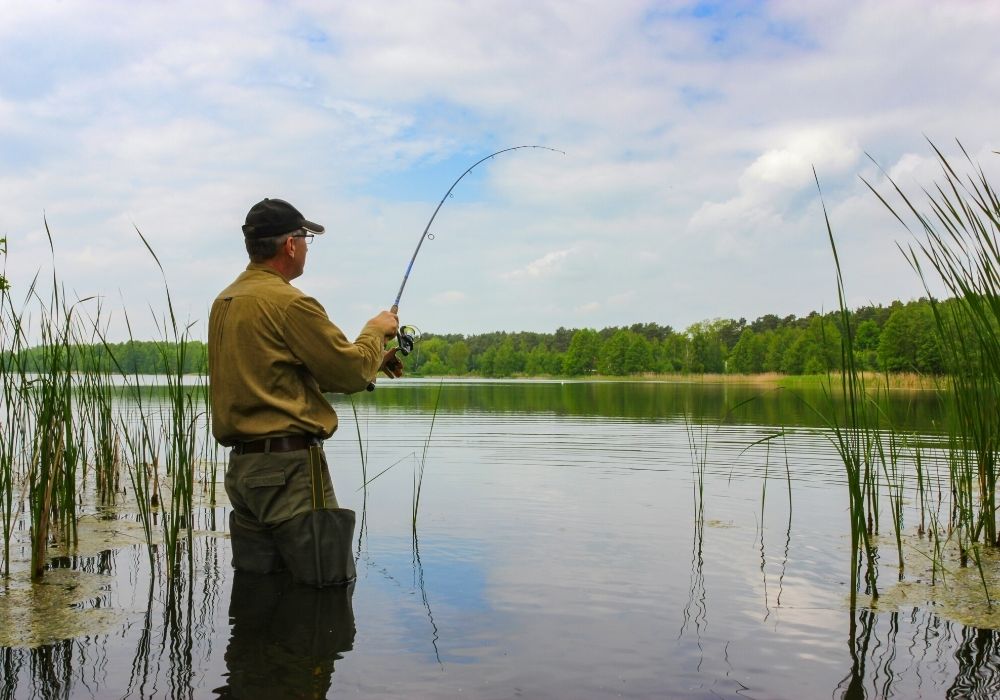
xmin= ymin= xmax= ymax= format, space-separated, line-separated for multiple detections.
xmin=950 ymin=624 xmax=1000 ymax=698
xmin=831 ymin=608 xmax=1000 ymax=699
xmin=346 ymin=380 xmax=945 ymax=432
xmin=213 ymin=572 xmax=355 ymax=699
xmin=412 ymin=533 xmax=442 ymax=667
xmin=6 ymin=381 xmax=1000 ymax=697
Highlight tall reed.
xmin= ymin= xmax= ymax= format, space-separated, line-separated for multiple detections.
xmin=412 ymin=381 xmax=444 ymax=535
xmin=0 ymin=243 xmax=26 ymax=577
xmin=195 ymin=376 xmax=218 ymax=509
xmin=92 ymin=307 xmax=162 ymax=573
xmin=0 ymin=223 xmax=210 ymax=586
xmin=76 ymin=316 xmax=122 ymax=506
xmin=349 ymin=396 xmax=369 ymax=550
xmin=680 ymin=412 xmax=709 ymax=644
xmin=866 ymin=141 xmax=1000 ymax=557
xmin=20 ymin=224 xmax=99 ymax=578
xmin=134 ymin=225 xmax=199 ymax=584
xmin=813 ymin=171 xmax=886 ymax=604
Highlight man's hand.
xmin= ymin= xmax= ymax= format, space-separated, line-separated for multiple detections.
xmin=380 ymin=347 xmax=404 ymax=378
xmin=369 ymin=310 xmax=400 ymax=340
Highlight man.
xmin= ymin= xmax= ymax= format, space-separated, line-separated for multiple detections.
xmin=209 ymin=197 xmax=403 ymax=586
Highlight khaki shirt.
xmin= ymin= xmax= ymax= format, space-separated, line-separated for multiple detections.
xmin=209 ymin=263 xmax=384 ymax=445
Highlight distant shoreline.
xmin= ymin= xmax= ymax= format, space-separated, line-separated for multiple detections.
xmin=55 ymin=369 xmax=943 ymax=392
xmin=400 ymin=371 xmax=942 ymax=391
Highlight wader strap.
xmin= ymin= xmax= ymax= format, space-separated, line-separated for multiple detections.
xmin=308 ymin=444 xmax=325 ymax=510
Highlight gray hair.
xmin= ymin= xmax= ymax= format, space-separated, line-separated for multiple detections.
xmin=245 ymin=231 xmax=294 ymax=263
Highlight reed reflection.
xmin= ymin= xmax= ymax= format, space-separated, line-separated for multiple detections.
xmin=412 ymin=532 xmax=442 ymax=667
xmin=214 ymin=571 xmax=356 ymax=699
xmin=838 ymin=608 xmax=883 ymax=700
xmin=948 ymin=625 xmax=1000 ymax=698
xmin=834 ymin=608 xmax=1000 ymax=699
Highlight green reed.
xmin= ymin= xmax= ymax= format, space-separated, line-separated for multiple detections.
xmin=91 ymin=306 xmax=162 ymax=572
xmin=917 ymin=440 xmax=950 ymax=585
xmin=349 ymin=396 xmax=369 ymax=550
xmin=349 ymin=396 xmax=368 ymax=498
xmin=20 ymin=223 xmax=102 ymax=577
xmin=412 ymin=381 xmax=444 ymax=534
xmin=0 ymin=227 xmax=106 ymax=579
xmin=0 ymin=253 xmax=28 ymax=577
xmin=0 ymin=224 xmax=212 ymax=586
xmin=134 ymin=225 xmax=199 ymax=584
xmin=76 ymin=321 xmax=122 ymax=506
xmin=684 ymin=413 xmax=708 ymax=530
xmin=680 ymin=410 xmax=710 ymax=644
xmin=813 ymin=172 xmax=886 ymax=604
xmin=195 ymin=376 xmax=218 ymax=508
xmin=867 ymin=141 xmax=1000 ymax=559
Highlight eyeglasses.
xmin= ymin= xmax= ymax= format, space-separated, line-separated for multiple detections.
xmin=291 ymin=232 xmax=314 ymax=246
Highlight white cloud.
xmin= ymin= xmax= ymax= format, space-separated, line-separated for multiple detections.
xmin=690 ymin=128 xmax=861 ymax=246
xmin=743 ymin=129 xmax=859 ymax=191
xmin=1 ymin=1 xmax=998 ymax=337
xmin=502 ymin=248 xmax=578 ymax=280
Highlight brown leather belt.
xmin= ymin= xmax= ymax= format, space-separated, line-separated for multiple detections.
xmin=232 ymin=435 xmax=321 ymax=455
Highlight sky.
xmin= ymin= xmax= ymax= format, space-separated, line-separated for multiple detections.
xmin=1 ymin=0 xmax=999 ymax=341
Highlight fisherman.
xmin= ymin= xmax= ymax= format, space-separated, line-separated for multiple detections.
xmin=208 ymin=197 xmax=403 ymax=585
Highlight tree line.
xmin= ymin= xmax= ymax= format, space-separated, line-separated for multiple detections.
xmin=407 ymin=297 xmax=948 ymax=377
xmin=12 ymin=340 xmax=208 ymax=375
xmin=7 ymin=297 xmax=949 ymax=377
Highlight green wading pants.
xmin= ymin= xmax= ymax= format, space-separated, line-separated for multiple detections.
xmin=225 ymin=443 xmax=357 ymax=587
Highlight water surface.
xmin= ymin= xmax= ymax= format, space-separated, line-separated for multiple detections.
xmin=2 ymin=379 xmax=997 ymax=699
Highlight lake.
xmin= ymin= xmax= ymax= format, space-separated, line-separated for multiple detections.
xmin=2 ymin=378 xmax=998 ymax=699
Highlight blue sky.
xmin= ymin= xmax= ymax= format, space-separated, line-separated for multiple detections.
xmin=1 ymin=1 xmax=998 ymax=340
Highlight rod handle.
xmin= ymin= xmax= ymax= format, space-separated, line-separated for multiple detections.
xmin=367 ymin=305 xmax=402 ymax=391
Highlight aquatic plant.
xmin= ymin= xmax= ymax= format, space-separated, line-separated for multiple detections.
xmin=0 ymin=261 xmax=29 ymax=577
xmin=195 ymin=377 xmax=219 ymax=510
xmin=680 ymin=412 xmax=709 ymax=646
xmin=412 ymin=381 xmax=444 ymax=534
xmin=867 ymin=141 xmax=1000 ymax=560
xmin=811 ymin=172 xmax=891 ymax=604
xmin=0 ymin=220 xmax=217 ymax=589
xmin=349 ymin=396 xmax=371 ymax=552
xmin=76 ymin=314 xmax=123 ymax=506
xmin=133 ymin=225 xmax=200 ymax=584
xmin=20 ymin=224 xmax=103 ymax=578
xmin=684 ymin=412 xmax=708 ymax=532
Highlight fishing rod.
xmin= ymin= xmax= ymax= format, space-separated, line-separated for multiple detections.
xmin=369 ymin=144 xmax=565 ymax=390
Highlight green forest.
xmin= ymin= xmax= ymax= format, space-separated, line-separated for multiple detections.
xmin=13 ymin=296 xmax=946 ymax=378
xmin=13 ymin=339 xmax=209 ymax=376
xmin=405 ymin=297 xmax=943 ymax=377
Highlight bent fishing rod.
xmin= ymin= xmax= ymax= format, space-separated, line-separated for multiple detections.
xmin=368 ymin=145 xmax=565 ymax=390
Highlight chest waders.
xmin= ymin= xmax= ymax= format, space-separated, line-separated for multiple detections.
xmin=269 ymin=443 xmax=357 ymax=587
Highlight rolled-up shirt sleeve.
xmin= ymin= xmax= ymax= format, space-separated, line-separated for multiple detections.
xmin=283 ymin=296 xmax=385 ymax=394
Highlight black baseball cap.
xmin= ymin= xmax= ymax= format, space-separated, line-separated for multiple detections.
xmin=242 ymin=198 xmax=326 ymax=239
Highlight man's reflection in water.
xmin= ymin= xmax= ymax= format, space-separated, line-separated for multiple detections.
xmin=214 ymin=571 xmax=356 ymax=699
